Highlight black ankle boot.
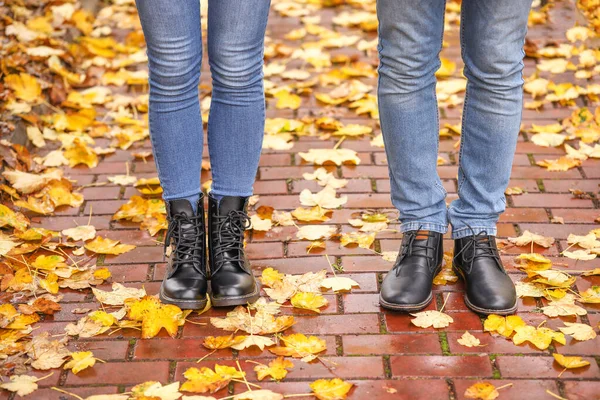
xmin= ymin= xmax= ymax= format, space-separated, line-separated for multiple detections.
xmin=379 ymin=230 xmax=443 ymax=311
xmin=159 ymin=196 xmax=208 ymax=309
xmin=208 ymin=194 xmax=260 ymax=307
xmin=453 ymin=232 xmax=517 ymax=315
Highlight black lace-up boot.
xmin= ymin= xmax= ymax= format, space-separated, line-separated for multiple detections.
xmin=453 ymin=230 xmax=517 ymax=315
xmin=379 ymin=230 xmax=444 ymax=311
xmin=208 ymin=194 xmax=260 ymax=307
xmin=159 ymin=196 xmax=208 ymax=309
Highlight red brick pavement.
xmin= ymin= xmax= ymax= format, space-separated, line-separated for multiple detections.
xmin=4 ymin=1 xmax=600 ymax=400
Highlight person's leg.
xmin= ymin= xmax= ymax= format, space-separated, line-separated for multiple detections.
xmin=377 ymin=0 xmax=447 ymax=312
xmin=135 ymin=0 xmax=207 ymax=309
xmin=135 ymin=0 xmax=203 ymax=209
xmin=448 ymin=0 xmax=533 ymax=239
xmin=206 ymin=0 xmax=271 ymax=198
xmin=450 ymin=0 xmax=533 ymax=315
xmin=205 ymin=0 xmax=271 ymax=307
xmin=377 ymin=0 xmax=448 ymax=236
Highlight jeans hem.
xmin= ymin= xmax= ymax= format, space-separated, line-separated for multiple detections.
xmin=451 ymin=226 xmax=498 ymax=239
xmin=210 ymin=188 xmax=254 ymax=198
xmin=163 ymin=188 xmax=202 ymax=201
xmin=400 ymin=222 xmax=448 ymax=235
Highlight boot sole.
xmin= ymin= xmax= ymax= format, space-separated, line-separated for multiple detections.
xmin=379 ymin=292 xmax=433 ymax=312
xmin=159 ymin=285 xmax=209 ymax=310
xmin=209 ymin=282 xmax=261 ymax=307
xmin=452 ymin=264 xmax=518 ymax=316
xmin=378 ymin=262 xmax=443 ymax=312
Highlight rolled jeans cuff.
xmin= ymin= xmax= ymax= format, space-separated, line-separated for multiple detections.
xmin=400 ymin=221 xmax=448 ymax=235
xmin=451 ymin=225 xmax=498 ymax=239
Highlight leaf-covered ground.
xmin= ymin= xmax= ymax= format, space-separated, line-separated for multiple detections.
xmin=1 ymin=0 xmax=600 ymax=399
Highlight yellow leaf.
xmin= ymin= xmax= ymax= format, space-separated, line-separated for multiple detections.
xmin=32 ymin=255 xmax=67 ymax=271
xmin=537 ymin=156 xmax=582 ymax=171
xmin=457 ymin=331 xmax=482 ymax=348
xmin=553 ymin=353 xmax=591 ymax=369
xmin=274 ymin=90 xmax=301 ymax=110
xmin=436 ymin=58 xmax=456 ymax=78
xmin=269 ymin=333 xmax=327 ymax=360
xmin=62 ymin=225 xmax=97 ymax=241
xmin=410 ymin=310 xmax=453 ymax=329
xmin=0 ymin=204 xmax=30 ymax=231
xmin=64 ymin=138 xmax=99 ymax=168
xmin=340 ymin=231 xmax=375 ymax=249
xmin=483 ymin=315 xmax=526 ymax=338
xmin=5 ymin=73 xmax=42 ymax=103
xmin=464 ymin=382 xmax=500 ymax=400
xmin=85 ymin=236 xmax=136 ymax=255
xmin=512 ymin=325 xmax=565 ymax=350
xmin=299 ymin=148 xmax=360 ymax=166
xmin=310 ymin=378 xmax=353 ymax=400
xmin=515 ymin=253 xmax=553 ymax=271
xmin=64 ymin=351 xmax=96 ymax=374
xmin=299 ymin=186 xmax=347 ymax=209
xmin=508 ymin=230 xmax=555 ymax=248
xmin=291 ymin=292 xmax=328 ymax=313
xmin=292 ymin=206 xmax=331 ymax=222
xmin=296 ymin=225 xmax=337 ymax=241
xmin=2 ymin=169 xmax=63 ymax=194
xmin=320 ymin=276 xmax=360 ymax=292
xmin=126 ymin=295 xmax=184 ymax=338
xmin=558 ymin=322 xmax=597 ymax=341
xmin=181 ymin=365 xmax=244 ymax=394
xmin=260 ymin=268 xmax=285 ymax=288
xmin=203 ymin=334 xmax=239 ymax=350
xmin=254 ymin=357 xmax=294 ymax=381
xmin=0 ymin=375 xmax=41 ymax=397
xmin=92 ymin=283 xmax=146 ymax=306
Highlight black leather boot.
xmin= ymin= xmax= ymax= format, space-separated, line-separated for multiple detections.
xmin=159 ymin=196 xmax=208 ymax=309
xmin=453 ymin=232 xmax=517 ymax=315
xmin=379 ymin=230 xmax=444 ymax=311
xmin=208 ymin=194 xmax=260 ymax=307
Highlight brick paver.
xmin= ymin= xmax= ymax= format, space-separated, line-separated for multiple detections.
xmin=1 ymin=0 xmax=600 ymax=399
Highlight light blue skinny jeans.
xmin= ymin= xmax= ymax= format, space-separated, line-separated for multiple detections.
xmin=135 ymin=0 xmax=271 ymax=206
xmin=377 ymin=0 xmax=533 ymax=239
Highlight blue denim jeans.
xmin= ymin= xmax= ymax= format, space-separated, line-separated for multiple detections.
xmin=377 ymin=0 xmax=533 ymax=239
xmin=135 ymin=0 xmax=270 ymax=203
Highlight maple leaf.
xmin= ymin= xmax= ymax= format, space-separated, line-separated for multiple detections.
xmin=26 ymin=332 xmax=71 ymax=370
xmin=558 ymin=322 xmax=597 ymax=341
xmin=0 ymin=204 xmax=29 ymax=231
xmin=512 ymin=325 xmax=565 ymax=350
xmin=5 ymin=73 xmax=42 ymax=103
xmin=274 ymin=90 xmax=301 ymax=110
xmin=126 ymin=295 xmax=185 ymax=338
xmin=85 ymin=236 xmax=136 ymax=255
xmin=92 ymin=283 xmax=146 ymax=306
xmin=131 ymin=381 xmax=182 ymax=400
xmin=260 ymin=267 xmax=285 ymax=288
xmin=296 ymin=225 xmax=337 ymax=241
xmin=310 ymin=378 xmax=353 ymax=400
xmin=553 ymin=353 xmax=591 ymax=370
xmin=203 ymin=334 xmax=239 ymax=350
xmin=464 ymin=382 xmax=501 ymax=400
xmin=62 ymin=225 xmax=97 ymax=241
xmin=230 ymin=335 xmax=275 ymax=351
xmin=340 ymin=231 xmax=375 ymax=249
xmin=299 ymin=148 xmax=360 ymax=166
xmin=299 ymin=186 xmax=347 ymax=209
xmin=508 ymin=230 xmax=555 ymax=248
xmin=64 ymin=351 xmax=96 ymax=374
xmin=483 ymin=315 xmax=526 ymax=338
xmin=515 ymin=253 xmax=552 ymax=271
xmin=0 ymin=375 xmax=42 ymax=397
xmin=457 ymin=331 xmax=482 ymax=348
xmin=320 ymin=276 xmax=360 ymax=292
xmin=269 ymin=333 xmax=327 ymax=361
xmin=64 ymin=138 xmax=99 ymax=168
xmin=2 ymin=169 xmax=63 ymax=194
xmin=180 ymin=365 xmax=245 ymax=394
xmin=254 ymin=357 xmax=294 ymax=381
xmin=515 ymin=282 xmax=545 ymax=298
xmin=292 ymin=206 xmax=331 ymax=222
xmin=290 ymin=292 xmax=329 ymax=313
xmin=578 ymin=286 xmax=600 ymax=303
xmin=410 ymin=310 xmax=453 ymax=329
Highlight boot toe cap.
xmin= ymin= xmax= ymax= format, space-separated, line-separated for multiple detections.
xmin=161 ymin=278 xmax=208 ymax=302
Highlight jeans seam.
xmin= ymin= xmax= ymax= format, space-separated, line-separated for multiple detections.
xmin=456 ymin=5 xmax=469 ymax=196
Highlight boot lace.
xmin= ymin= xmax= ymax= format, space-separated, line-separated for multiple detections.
xmin=394 ymin=228 xmax=437 ymax=276
xmin=453 ymin=225 xmax=503 ymax=273
xmin=164 ymin=213 xmax=204 ymax=273
xmin=212 ymin=210 xmax=251 ymax=273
